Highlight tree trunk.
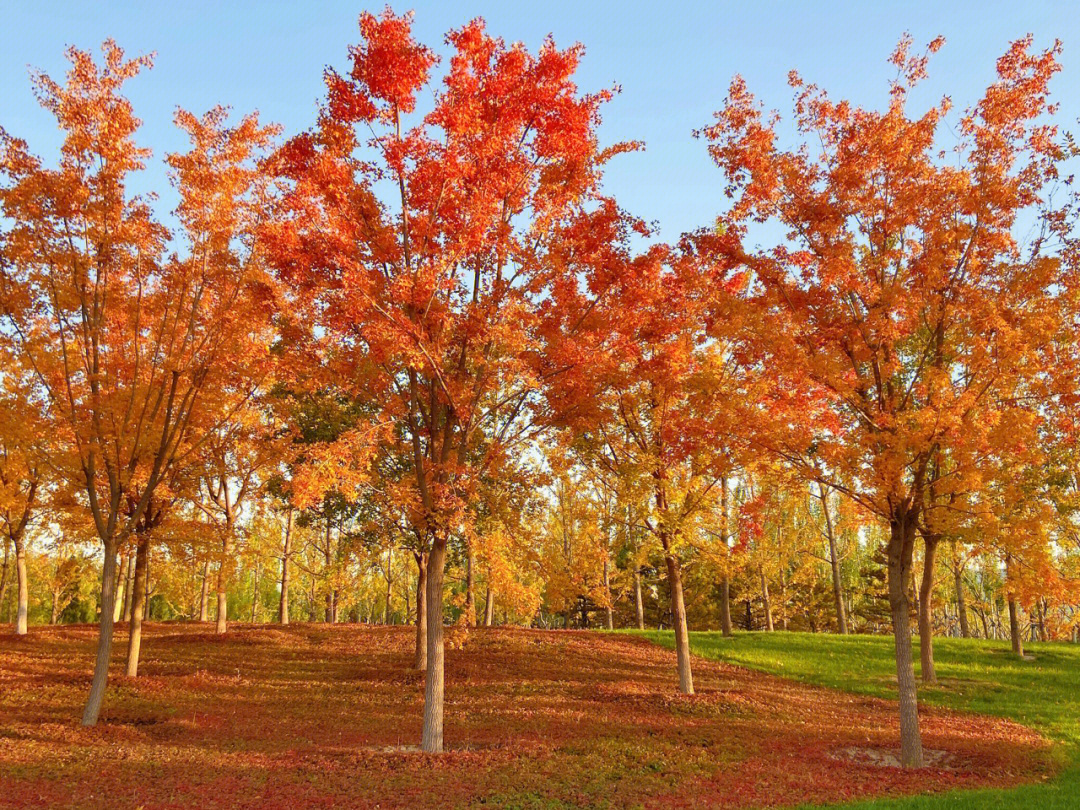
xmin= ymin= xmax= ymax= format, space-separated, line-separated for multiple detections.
xmin=634 ymin=570 xmax=645 ymax=630
xmin=125 ymin=531 xmax=150 ymax=677
xmin=483 ymin=584 xmax=494 ymax=627
xmin=280 ymin=509 xmax=292 ymax=625
xmin=665 ymin=549 xmax=694 ymax=695
xmin=251 ymin=557 xmax=260 ymax=623
xmin=779 ymin=569 xmax=789 ymax=631
xmin=384 ymin=547 xmax=394 ymax=625
xmin=122 ymin=558 xmax=135 ymax=622
xmin=216 ymin=557 xmax=229 ymax=634
xmin=720 ymin=577 xmax=733 ymax=636
xmin=603 ymin=557 xmax=614 ymax=630
xmin=422 ymin=537 xmax=447 ymax=753
xmin=50 ymin=565 xmax=62 ymax=625
xmin=918 ymin=533 xmax=939 ymax=684
xmin=464 ymin=541 xmax=476 ymax=627
xmin=719 ymin=477 xmax=733 ymax=637
xmin=761 ymin=569 xmax=774 ymax=632
xmin=887 ymin=514 xmax=924 ymax=768
xmin=112 ymin=552 xmax=128 ymax=623
xmin=414 ymin=551 xmax=428 ymax=670
xmin=0 ymin=537 xmax=10 ymax=624
xmin=199 ymin=561 xmax=210 ymax=622
xmin=819 ymin=484 xmax=848 ymax=635
xmin=1009 ymin=597 xmax=1024 ymax=657
xmin=15 ymin=536 xmax=28 ymax=635
xmin=953 ymin=545 xmax=970 ymax=639
xmin=82 ymin=540 xmax=120 ymax=726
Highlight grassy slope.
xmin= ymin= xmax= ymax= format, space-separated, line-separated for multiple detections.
xmin=635 ymin=630 xmax=1080 ymax=809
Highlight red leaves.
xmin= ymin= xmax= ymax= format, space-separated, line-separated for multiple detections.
xmin=348 ymin=9 xmax=436 ymax=118
xmin=0 ymin=625 xmax=1055 ymax=809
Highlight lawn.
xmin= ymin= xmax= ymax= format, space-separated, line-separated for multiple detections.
xmin=0 ymin=624 xmax=1056 ymax=809
xmin=635 ymin=630 xmax=1079 ymax=809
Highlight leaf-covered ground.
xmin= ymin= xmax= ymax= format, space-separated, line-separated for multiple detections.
xmin=0 ymin=625 xmax=1058 ymax=809
xmin=635 ymin=630 xmax=1080 ymax=809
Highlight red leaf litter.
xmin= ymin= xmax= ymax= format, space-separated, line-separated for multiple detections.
xmin=0 ymin=625 xmax=1057 ymax=809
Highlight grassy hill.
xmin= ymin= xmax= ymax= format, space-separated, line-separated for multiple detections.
xmin=635 ymin=630 xmax=1080 ymax=809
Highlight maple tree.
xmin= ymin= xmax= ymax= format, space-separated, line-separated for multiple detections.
xmin=262 ymin=10 xmax=622 ymax=751
xmin=0 ymin=349 xmax=48 ymax=635
xmin=0 ymin=42 xmax=279 ymax=724
xmin=702 ymin=34 xmax=1070 ymax=766
xmin=542 ymin=223 xmax=749 ymax=692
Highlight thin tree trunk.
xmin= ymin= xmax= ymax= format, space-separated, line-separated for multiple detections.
xmin=15 ymin=536 xmax=28 ymax=635
xmin=634 ymin=569 xmax=645 ymax=630
xmin=216 ymin=559 xmax=228 ymax=634
xmin=1009 ymin=598 xmax=1024 ymax=657
xmin=126 ymin=531 xmax=150 ymax=677
xmin=953 ymin=544 xmax=970 ymax=638
xmin=199 ymin=561 xmax=210 ymax=622
xmin=761 ymin=569 xmax=774 ymax=631
xmin=0 ymin=536 xmax=10 ymax=624
xmin=483 ymin=583 xmax=494 ymax=627
xmin=665 ymin=548 xmax=694 ymax=695
xmin=918 ymin=533 xmax=939 ymax=684
xmin=50 ymin=565 xmax=62 ymax=625
xmin=122 ymin=558 xmax=134 ymax=622
xmin=1006 ymin=554 xmax=1024 ymax=657
xmin=113 ymin=552 xmax=128 ymax=623
xmin=82 ymin=540 xmax=119 ymax=726
xmin=385 ymin=546 xmax=393 ymax=625
xmin=819 ymin=483 xmax=848 ymax=634
xmin=414 ymin=551 xmax=428 ymax=670
xmin=779 ymin=568 xmax=789 ymax=631
xmin=720 ymin=577 xmax=733 ymax=636
xmin=719 ymin=476 xmax=733 ymax=637
xmin=324 ymin=518 xmax=333 ymax=623
xmin=251 ymin=557 xmax=260 ymax=623
xmin=464 ymin=541 xmax=475 ymax=627
xmin=603 ymin=557 xmax=614 ymax=630
xmin=887 ymin=514 xmax=924 ymax=768
xmin=279 ymin=509 xmax=292 ymax=625
xmin=422 ymin=537 xmax=447 ymax=753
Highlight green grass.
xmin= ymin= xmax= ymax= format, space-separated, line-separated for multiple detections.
xmin=632 ymin=630 xmax=1080 ymax=809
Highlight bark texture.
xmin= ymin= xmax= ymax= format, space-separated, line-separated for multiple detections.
xmin=421 ymin=538 xmax=447 ymax=752
xmin=887 ymin=513 xmax=924 ymax=768
xmin=918 ymin=533 xmax=939 ymax=684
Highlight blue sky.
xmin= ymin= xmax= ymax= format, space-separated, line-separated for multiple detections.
xmin=2 ymin=1 xmax=1077 ymax=240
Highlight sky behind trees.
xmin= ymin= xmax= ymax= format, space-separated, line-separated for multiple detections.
xmin=3 ymin=1 xmax=1077 ymax=240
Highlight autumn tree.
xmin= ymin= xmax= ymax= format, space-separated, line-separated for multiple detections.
xmin=542 ymin=222 xmax=747 ymax=693
xmin=704 ymin=35 xmax=1068 ymax=766
xmin=0 ymin=43 xmax=279 ymax=724
xmin=0 ymin=352 xmax=47 ymax=635
xmin=263 ymin=10 xmax=621 ymax=751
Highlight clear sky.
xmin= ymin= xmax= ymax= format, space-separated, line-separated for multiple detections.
xmin=2 ymin=1 xmax=1077 ymax=240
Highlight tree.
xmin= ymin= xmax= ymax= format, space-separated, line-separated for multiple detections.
xmin=263 ymin=10 xmax=621 ymax=752
xmin=703 ymin=35 xmax=1067 ymax=766
xmin=543 ymin=225 xmax=747 ymax=692
xmin=0 ymin=353 xmax=46 ymax=635
xmin=0 ymin=43 xmax=279 ymax=724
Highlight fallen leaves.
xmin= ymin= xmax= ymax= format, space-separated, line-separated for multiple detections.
xmin=0 ymin=625 xmax=1057 ymax=809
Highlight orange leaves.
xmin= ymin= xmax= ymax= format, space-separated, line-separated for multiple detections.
xmin=701 ymin=35 xmax=1072 ymax=533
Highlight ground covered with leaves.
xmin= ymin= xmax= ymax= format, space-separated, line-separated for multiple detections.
xmin=0 ymin=625 xmax=1058 ymax=809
